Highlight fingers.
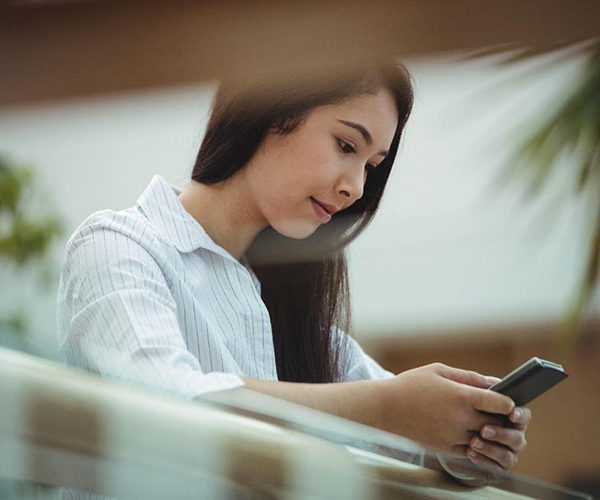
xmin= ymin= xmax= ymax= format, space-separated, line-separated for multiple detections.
xmin=438 ymin=364 xmax=499 ymax=389
xmin=508 ymin=407 xmax=532 ymax=430
xmin=470 ymin=411 xmax=506 ymax=431
xmin=469 ymin=436 xmax=518 ymax=469
xmin=469 ymin=386 xmax=514 ymax=415
xmin=437 ymin=365 xmax=514 ymax=414
xmin=466 ymin=448 xmax=506 ymax=478
xmin=479 ymin=425 xmax=527 ymax=454
xmin=449 ymin=444 xmax=470 ymax=456
xmin=464 ymin=404 xmax=529 ymax=471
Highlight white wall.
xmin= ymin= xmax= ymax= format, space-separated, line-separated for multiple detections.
xmin=349 ymin=51 xmax=595 ymax=337
xmin=0 ymin=52 xmax=595 ymax=353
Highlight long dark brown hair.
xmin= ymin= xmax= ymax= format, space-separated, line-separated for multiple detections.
xmin=192 ymin=64 xmax=413 ymax=383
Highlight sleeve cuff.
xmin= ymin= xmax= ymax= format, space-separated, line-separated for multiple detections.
xmin=185 ymin=372 xmax=246 ymax=397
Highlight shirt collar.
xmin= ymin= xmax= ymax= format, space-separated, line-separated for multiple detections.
xmin=136 ymin=175 xmax=239 ymax=264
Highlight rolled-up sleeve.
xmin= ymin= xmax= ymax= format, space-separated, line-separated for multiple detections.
xmin=338 ymin=331 xmax=426 ymax=465
xmin=342 ymin=335 xmax=396 ymax=381
xmin=57 ymin=221 xmax=244 ymax=398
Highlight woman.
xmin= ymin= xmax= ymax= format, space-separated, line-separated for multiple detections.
xmin=58 ymin=63 xmax=530 ymax=484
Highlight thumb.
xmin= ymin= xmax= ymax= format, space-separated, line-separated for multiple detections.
xmin=438 ymin=365 xmax=499 ymax=389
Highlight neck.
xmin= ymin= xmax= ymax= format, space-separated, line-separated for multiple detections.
xmin=178 ymin=175 xmax=266 ymax=260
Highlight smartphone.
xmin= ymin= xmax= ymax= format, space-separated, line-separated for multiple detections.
xmin=489 ymin=357 xmax=568 ymax=406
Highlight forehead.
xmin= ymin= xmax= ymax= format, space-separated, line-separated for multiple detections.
xmin=313 ymin=89 xmax=398 ymax=147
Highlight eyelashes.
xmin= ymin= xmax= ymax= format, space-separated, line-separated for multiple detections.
xmin=336 ymin=138 xmax=378 ymax=170
xmin=337 ymin=137 xmax=356 ymax=155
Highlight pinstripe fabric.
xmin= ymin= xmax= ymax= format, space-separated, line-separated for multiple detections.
xmin=57 ymin=175 xmax=393 ymax=399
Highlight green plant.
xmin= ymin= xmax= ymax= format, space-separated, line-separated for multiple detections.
xmin=469 ymin=40 xmax=600 ymax=354
xmin=0 ymin=155 xmax=63 ymax=338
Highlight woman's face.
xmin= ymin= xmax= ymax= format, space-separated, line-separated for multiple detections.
xmin=243 ymin=87 xmax=399 ymax=239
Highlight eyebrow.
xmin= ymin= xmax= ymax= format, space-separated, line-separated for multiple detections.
xmin=337 ymin=119 xmax=389 ymax=157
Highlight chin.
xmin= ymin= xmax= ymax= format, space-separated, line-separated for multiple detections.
xmin=270 ymin=219 xmax=319 ymax=240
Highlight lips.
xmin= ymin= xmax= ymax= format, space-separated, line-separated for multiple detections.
xmin=310 ymin=197 xmax=340 ymax=224
xmin=311 ymin=197 xmax=339 ymax=215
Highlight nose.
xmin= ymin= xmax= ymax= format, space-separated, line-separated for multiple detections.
xmin=337 ymin=166 xmax=365 ymax=204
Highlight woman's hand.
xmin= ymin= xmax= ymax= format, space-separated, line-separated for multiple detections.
xmin=436 ymin=406 xmax=531 ymax=484
xmin=242 ymin=361 xmax=531 ymax=479
xmin=380 ymin=363 xmax=516 ymax=453
xmin=466 ymin=405 xmax=531 ymax=471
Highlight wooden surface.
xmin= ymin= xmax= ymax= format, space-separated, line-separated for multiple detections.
xmin=2 ymin=0 xmax=600 ymax=105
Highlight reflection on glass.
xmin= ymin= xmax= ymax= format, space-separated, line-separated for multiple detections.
xmin=0 ymin=346 xmax=593 ymax=499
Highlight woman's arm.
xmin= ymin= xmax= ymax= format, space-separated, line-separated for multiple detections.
xmin=243 ymin=366 xmax=531 ymax=485
xmin=241 ymin=376 xmax=388 ymax=430
xmin=242 ymin=363 xmax=517 ymax=454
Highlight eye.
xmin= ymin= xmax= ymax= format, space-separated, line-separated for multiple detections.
xmin=337 ymin=138 xmax=356 ymax=154
xmin=338 ymin=137 xmax=379 ymax=172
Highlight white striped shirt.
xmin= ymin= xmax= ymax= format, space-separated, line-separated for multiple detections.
xmin=57 ymin=175 xmax=394 ymax=398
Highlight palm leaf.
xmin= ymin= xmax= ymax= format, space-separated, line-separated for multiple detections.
xmin=479 ymin=41 xmax=600 ymax=354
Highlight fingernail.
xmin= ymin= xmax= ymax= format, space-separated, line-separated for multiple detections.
xmin=468 ymin=449 xmax=478 ymax=459
xmin=513 ymin=408 xmax=522 ymax=420
xmin=482 ymin=426 xmax=496 ymax=439
xmin=472 ymin=438 xmax=484 ymax=449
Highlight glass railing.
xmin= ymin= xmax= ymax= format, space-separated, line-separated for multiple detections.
xmin=0 ymin=346 xmax=592 ymax=499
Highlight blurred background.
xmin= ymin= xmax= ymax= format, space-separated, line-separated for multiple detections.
xmin=1 ymin=1 xmax=599 ymax=497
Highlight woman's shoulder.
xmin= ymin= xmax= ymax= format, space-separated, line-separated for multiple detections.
xmin=64 ymin=206 xmax=162 ymax=258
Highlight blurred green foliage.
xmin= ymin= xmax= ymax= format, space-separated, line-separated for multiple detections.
xmin=0 ymin=157 xmax=63 ymax=265
xmin=0 ymin=155 xmax=63 ymax=339
xmin=472 ymin=41 xmax=600 ymax=353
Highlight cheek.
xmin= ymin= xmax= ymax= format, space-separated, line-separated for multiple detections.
xmin=253 ymin=132 xmax=339 ymax=215
xmin=251 ymin=163 xmax=309 ymax=221
xmin=293 ymin=155 xmax=341 ymax=202
xmin=273 ymin=149 xmax=330 ymax=196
